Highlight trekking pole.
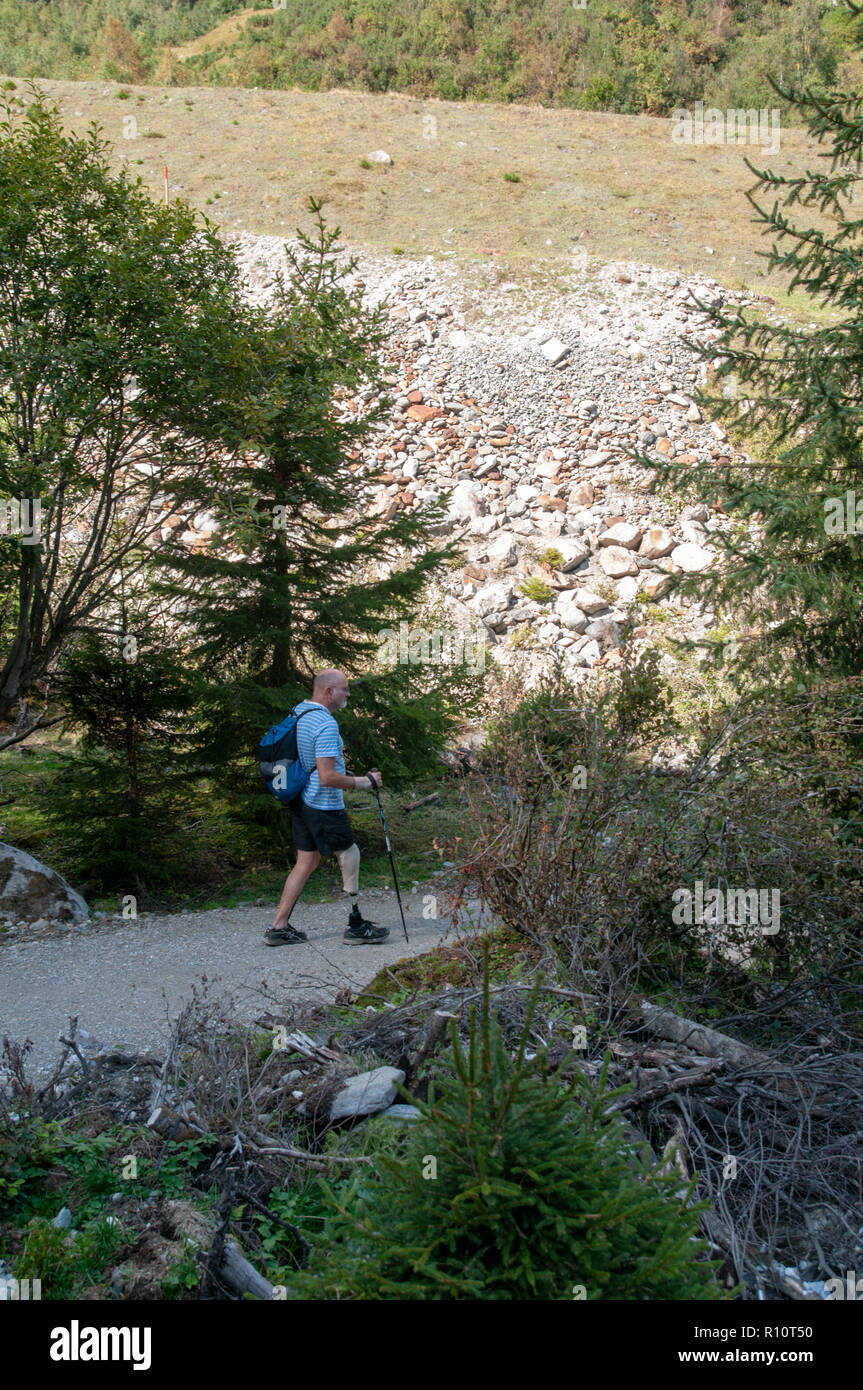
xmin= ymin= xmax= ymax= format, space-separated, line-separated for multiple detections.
xmin=366 ymin=771 xmax=409 ymax=944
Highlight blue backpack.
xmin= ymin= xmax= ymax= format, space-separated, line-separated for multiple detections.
xmin=258 ymin=706 xmax=315 ymax=804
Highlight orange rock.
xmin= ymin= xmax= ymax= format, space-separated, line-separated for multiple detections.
xmin=569 ymin=481 xmax=594 ymax=508
xmin=406 ymin=404 xmax=445 ymax=423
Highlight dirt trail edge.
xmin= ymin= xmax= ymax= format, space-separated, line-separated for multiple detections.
xmin=0 ymin=887 xmax=491 ymax=1078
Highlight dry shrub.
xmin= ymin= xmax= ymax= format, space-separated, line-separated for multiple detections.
xmin=453 ymin=654 xmax=863 ymax=1047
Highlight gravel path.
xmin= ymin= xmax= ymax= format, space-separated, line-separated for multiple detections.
xmin=0 ymin=887 xmax=489 ymax=1079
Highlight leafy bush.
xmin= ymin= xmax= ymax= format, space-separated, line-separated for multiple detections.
xmin=507 ymin=623 xmax=536 ymax=649
xmin=0 ymin=0 xmax=846 ymax=117
xmin=290 ymin=975 xmax=726 ymax=1300
xmin=0 ymin=1099 xmax=213 ymax=1230
xmin=467 ymin=656 xmax=863 ymax=1044
xmin=14 ymin=1214 xmax=127 ymax=1299
xmin=519 ymin=577 xmax=553 ymax=604
xmin=0 ymin=1115 xmax=62 ymax=1219
xmin=158 ymin=1238 xmax=202 ymax=1297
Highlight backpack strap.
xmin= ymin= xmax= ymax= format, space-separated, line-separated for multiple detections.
xmin=292 ymin=705 xmax=318 ymax=774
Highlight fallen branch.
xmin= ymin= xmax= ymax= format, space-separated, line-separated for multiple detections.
xmin=766 ymin=1264 xmax=824 ymax=1302
xmin=204 ymin=1203 xmax=278 ymax=1301
xmin=58 ymin=1030 xmax=91 ymax=1077
xmin=400 ymin=792 xmax=441 ymax=812
xmin=35 ymin=1016 xmax=81 ymax=1102
xmin=249 ymin=1143 xmax=373 ymax=1166
xmin=219 ymin=1239 xmax=276 ymax=1300
xmin=0 ymin=713 xmax=65 ymax=753
xmin=100 ymin=1052 xmax=162 ymax=1069
xmin=278 ymin=1030 xmax=349 ymax=1066
xmin=242 ymin=1125 xmax=373 ymax=1166
xmin=611 ymin=1059 xmax=724 ymax=1111
xmin=637 ymin=1001 xmax=774 ymax=1070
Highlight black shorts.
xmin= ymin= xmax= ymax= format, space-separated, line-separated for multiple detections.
xmin=290 ymin=798 xmax=356 ymax=856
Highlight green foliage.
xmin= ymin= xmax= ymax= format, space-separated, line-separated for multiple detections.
xmin=605 ymin=644 xmax=677 ymax=742
xmin=538 ymin=546 xmax=565 ymax=569
xmin=0 ymin=0 xmax=237 ymax=83
xmin=469 ymin=660 xmax=863 ymax=1042
xmin=135 ymin=1139 xmax=215 ymax=1201
xmin=0 ymin=90 xmax=272 ymax=724
xmin=14 ymin=1213 xmax=127 ymax=1300
xmin=290 ymin=972 xmax=726 ymax=1300
xmin=507 ymin=623 xmax=536 ymax=649
xmin=0 ymin=1109 xmax=213 ymax=1229
xmin=254 ymin=1167 xmax=355 ymax=1279
xmin=0 ymin=1120 xmax=137 ymax=1296
xmin=485 ymin=647 xmax=675 ymax=774
xmin=144 ymin=195 xmax=475 ymax=806
xmin=629 ymin=3 xmax=863 ymax=682
xmin=39 ymin=623 xmax=203 ymax=893
xmin=0 ymin=0 xmax=850 ymax=118
xmin=0 ymin=1116 xmax=63 ymax=1219
xmin=503 ymin=171 xmax=520 ymax=182
xmin=519 ymin=577 xmax=553 ymax=603
xmin=158 ymin=1238 xmax=202 ymax=1297
xmin=1 ymin=94 xmax=473 ymax=895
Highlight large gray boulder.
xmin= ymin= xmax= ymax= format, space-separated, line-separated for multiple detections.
xmin=0 ymin=843 xmax=90 ymax=924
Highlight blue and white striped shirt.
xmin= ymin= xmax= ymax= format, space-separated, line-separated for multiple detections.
xmin=293 ymin=700 xmax=346 ymax=810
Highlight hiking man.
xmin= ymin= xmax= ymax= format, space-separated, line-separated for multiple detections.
xmin=265 ymin=669 xmax=390 ymax=946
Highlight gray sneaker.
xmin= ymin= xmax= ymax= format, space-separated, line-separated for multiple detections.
xmin=265 ymin=924 xmax=308 ymax=946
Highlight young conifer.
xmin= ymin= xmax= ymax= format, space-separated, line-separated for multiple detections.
xmin=292 ymin=967 xmax=727 ymax=1300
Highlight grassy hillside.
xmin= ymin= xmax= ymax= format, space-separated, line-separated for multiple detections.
xmin=5 ymin=73 xmax=846 ymax=321
xmin=1 ymin=0 xmax=861 ymax=117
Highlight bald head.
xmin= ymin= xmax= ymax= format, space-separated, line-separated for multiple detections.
xmin=312 ymin=669 xmax=350 ymax=711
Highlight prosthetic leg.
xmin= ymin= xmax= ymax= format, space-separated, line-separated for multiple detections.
xmin=335 ymin=843 xmax=389 ymax=943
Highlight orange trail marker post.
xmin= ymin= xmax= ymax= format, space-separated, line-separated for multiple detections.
xmin=164 ymin=165 xmax=168 ymax=206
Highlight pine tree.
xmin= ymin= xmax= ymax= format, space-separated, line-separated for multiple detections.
xmin=42 ymin=581 xmax=201 ymax=898
xmin=290 ymin=970 xmax=727 ymax=1301
xmin=634 ymin=0 xmax=863 ymax=680
xmin=147 ymin=198 xmax=481 ymax=798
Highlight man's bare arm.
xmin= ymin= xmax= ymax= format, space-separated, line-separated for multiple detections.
xmin=316 ymin=756 xmax=382 ymax=791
